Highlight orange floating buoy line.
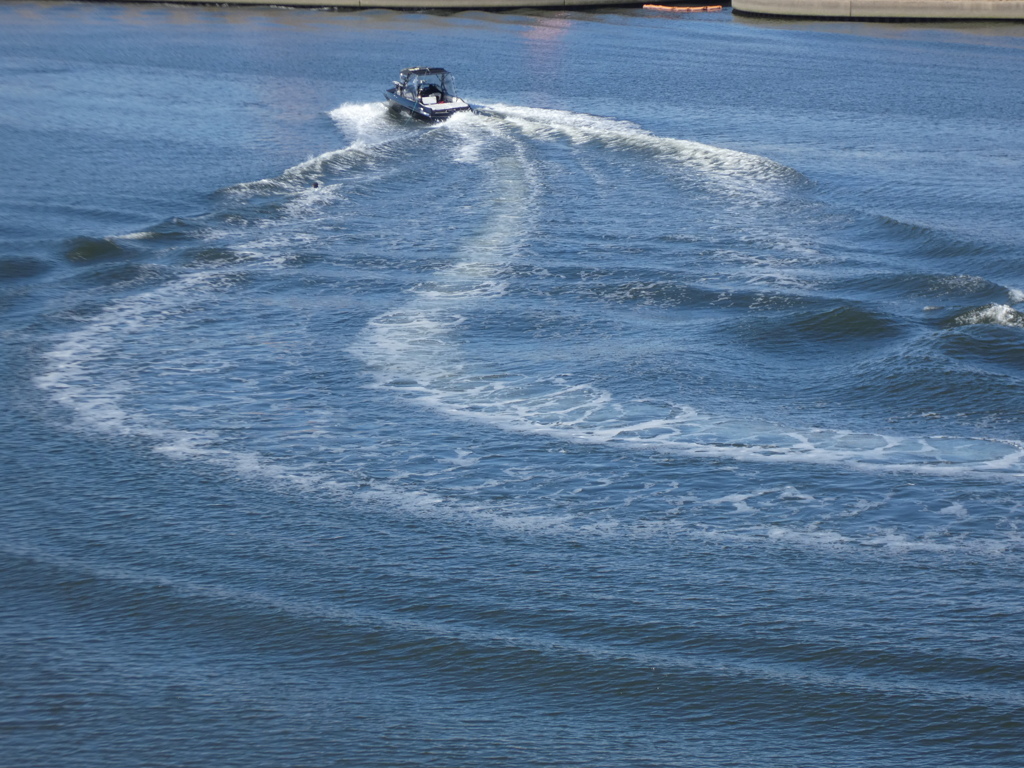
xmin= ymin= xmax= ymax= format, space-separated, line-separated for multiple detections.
xmin=642 ymin=4 xmax=724 ymax=10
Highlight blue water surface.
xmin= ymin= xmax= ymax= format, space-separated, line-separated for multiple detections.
xmin=2 ymin=3 xmax=1024 ymax=766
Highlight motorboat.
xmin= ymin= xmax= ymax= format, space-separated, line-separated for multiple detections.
xmin=385 ymin=67 xmax=472 ymax=121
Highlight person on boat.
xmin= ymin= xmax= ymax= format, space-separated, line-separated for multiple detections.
xmin=418 ymin=83 xmax=444 ymax=102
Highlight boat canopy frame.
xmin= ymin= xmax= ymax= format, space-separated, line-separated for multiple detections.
xmin=394 ymin=67 xmax=460 ymax=102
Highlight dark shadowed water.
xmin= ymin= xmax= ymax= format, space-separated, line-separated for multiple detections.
xmin=2 ymin=2 xmax=1024 ymax=765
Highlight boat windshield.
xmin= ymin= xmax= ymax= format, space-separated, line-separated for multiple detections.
xmin=400 ymin=71 xmax=457 ymax=101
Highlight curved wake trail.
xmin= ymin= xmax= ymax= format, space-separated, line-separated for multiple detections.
xmin=352 ymin=107 xmax=1024 ymax=479
xmin=32 ymin=103 xmax=1024 ymax=562
xmin=32 ymin=104 xmax=420 ymax=488
xmin=32 ymin=106 xmax=553 ymax=522
xmin=489 ymin=104 xmax=806 ymax=195
xmin=351 ymin=114 xmax=538 ymax=403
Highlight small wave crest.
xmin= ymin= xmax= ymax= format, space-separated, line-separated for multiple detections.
xmin=952 ymin=304 xmax=1024 ymax=329
xmin=873 ymin=214 xmax=1005 ymax=266
xmin=222 ymin=145 xmax=380 ymax=198
xmin=63 ymin=235 xmax=137 ymax=264
xmin=0 ymin=256 xmax=51 ymax=279
xmin=222 ymin=103 xmax=408 ymax=198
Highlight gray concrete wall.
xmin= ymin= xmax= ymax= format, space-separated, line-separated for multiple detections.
xmin=97 ymin=0 xmax=633 ymax=7
xmin=732 ymin=0 xmax=1024 ymax=18
xmin=71 ymin=0 xmax=1024 ymax=18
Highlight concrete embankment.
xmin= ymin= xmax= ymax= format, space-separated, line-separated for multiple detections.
xmin=102 ymin=0 xmax=634 ymax=7
xmin=732 ymin=0 xmax=1024 ymax=18
xmin=56 ymin=0 xmax=1024 ymax=19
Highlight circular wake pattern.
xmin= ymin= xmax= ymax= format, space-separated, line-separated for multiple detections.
xmin=37 ymin=103 xmax=1024 ymax=554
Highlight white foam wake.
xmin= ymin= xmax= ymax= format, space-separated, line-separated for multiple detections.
xmin=357 ymin=345 xmax=1024 ymax=477
xmin=33 ymin=106 xmax=545 ymax=519
xmin=35 ymin=99 xmax=1024 ymax=568
xmin=349 ymin=111 xmax=1024 ymax=479
xmin=955 ymin=303 xmax=1024 ymax=328
xmin=225 ymin=102 xmax=406 ymax=197
xmin=486 ymin=103 xmax=803 ymax=200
